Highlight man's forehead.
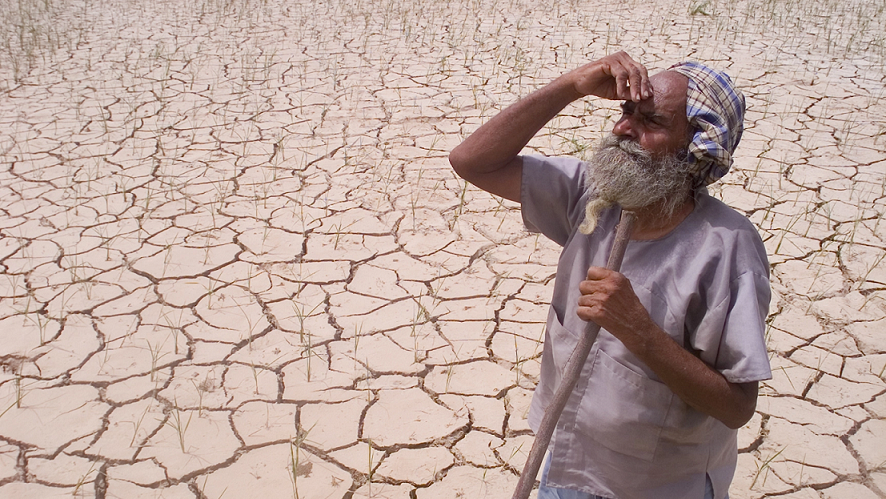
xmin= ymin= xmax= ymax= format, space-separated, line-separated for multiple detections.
xmin=628 ymin=71 xmax=688 ymax=119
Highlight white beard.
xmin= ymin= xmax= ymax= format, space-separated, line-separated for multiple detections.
xmin=579 ymin=134 xmax=694 ymax=235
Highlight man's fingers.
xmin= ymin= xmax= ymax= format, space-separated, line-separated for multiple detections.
xmin=620 ymin=57 xmax=649 ymax=102
xmin=614 ymin=69 xmax=631 ymax=101
xmin=609 ymin=52 xmax=649 ymax=102
xmin=606 ymin=55 xmax=633 ymax=101
xmin=580 ymin=268 xmax=615 ymax=301
xmin=641 ymin=71 xmax=654 ymax=100
xmin=576 ymin=299 xmax=601 ymax=322
xmin=628 ymin=64 xmax=650 ymax=101
xmin=573 ymin=52 xmax=650 ymax=101
xmin=586 ymin=266 xmax=612 ymax=280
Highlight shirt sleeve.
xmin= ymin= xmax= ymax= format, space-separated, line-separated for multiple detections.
xmin=690 ymin=224 xmax=772 ymax=383
xmin=520 ymin=155 xmax=589 ymax=247
xmin=672 ymin=195 xmax=772 ymax=384
xmin=714 ymin=271 xmax=772 ymax=383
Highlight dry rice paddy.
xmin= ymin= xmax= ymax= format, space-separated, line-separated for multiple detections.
xmin=0 ymin=0 xmax=884 ymax=497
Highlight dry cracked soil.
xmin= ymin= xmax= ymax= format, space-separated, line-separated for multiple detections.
xmin=0 ymin=0 xmax=884 ymax=497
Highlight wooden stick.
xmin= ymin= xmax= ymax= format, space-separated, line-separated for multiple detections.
xmin=511 ymin=210 xmax=637 ymax=499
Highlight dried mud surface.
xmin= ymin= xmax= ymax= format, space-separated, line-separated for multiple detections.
xmin=1 ymin=0 xmax=884 ymax=497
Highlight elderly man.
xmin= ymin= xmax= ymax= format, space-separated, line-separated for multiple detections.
xmin=449 ymin=52 xmax=771 ymax=499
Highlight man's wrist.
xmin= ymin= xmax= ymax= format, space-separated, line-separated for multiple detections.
xmin=628 ymin=317 xmax=671 ymax=361
xmin=542 ymin=73 xmax=585 ymax=108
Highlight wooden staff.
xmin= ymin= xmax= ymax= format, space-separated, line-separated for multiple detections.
xmin=512 ymin=210 xmax=637 ymax=499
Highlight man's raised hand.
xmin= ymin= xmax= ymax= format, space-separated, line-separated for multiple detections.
xmin=568 ymin=51 xmax=652 ymax=103
xmin=450 ymin=52 xmax=652 ymax=203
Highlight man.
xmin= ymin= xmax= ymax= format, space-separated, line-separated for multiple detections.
xmin=449 ymin=52 xmax=771 ymax=499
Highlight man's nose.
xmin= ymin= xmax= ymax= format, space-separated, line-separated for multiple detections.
xmin=612 ymin=115 xmax=635 ymax=139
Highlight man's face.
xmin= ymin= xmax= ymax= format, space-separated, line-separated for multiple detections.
xmin=580 ymin=90 xmax=695 ymax=235
xmin=578 ymin=71 xmax=697 ymax=235
xmin=611 ymin=71 xmax=692 ymax=157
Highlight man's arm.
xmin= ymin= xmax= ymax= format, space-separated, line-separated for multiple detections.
xmin=448 ymin=52 xmax=653 ymax=203
xmin=578 ymin=267 xmax=758 ymax=429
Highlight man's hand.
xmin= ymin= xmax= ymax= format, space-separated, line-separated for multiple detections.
xmin=577 ymin=266 xmax=758 ymax=429
xmin=576 ymin=266 xmax=654 ymax=351
xmin=567 ymin=51 xmax=653 ymax=103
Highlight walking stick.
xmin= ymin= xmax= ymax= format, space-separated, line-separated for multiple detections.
xmin=512 ymin=210 xmax=637 ymax=499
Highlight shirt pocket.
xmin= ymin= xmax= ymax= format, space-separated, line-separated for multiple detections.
xmin=575 ymin=348 xmax=675 ymax=461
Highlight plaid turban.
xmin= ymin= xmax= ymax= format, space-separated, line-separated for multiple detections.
xmin=669 ymin=62 xmax=746 ymax=185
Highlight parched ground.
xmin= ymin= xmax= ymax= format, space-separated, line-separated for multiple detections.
xmin=0 ymin=0 xmax=884 ymax=497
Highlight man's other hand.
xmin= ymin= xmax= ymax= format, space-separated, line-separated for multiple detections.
xmin=577 ymin=266 xmax=759 ymax=428
xmin=576 ymin=266 xmax=654 ymax=352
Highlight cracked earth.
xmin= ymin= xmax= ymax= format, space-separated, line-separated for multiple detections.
xmin=0 ymin=0 xmax=884 ymax=497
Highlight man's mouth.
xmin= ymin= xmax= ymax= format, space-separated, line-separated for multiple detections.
xmin=604 ymin=138 xmax=648 ymax=161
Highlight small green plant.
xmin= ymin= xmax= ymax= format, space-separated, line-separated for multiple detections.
xmin=453 ymin=179 xmax=469 ymax=225
xmin=513 ymin=335 xmax=529 ymax=385
xmin=444 ymin=366 xmax=455 ymax=393
xmin=775 ymin=365 xmax=796 ymax=391
xmin=366 ymin=438 xmax=375 ymax=493
xmin=14 ymin=372 xmax=23 ymax=408
xmin=751 ymin=447 xmax=785 ymax=489
xmin=164 ymin=399 xmax=193 ymax=453
xmin=160 ymin=313 xmax=182 ymax=355
xmin=129 ymin=402 xmax=153 ymax=447
xmin=233 ymin=296 xmax=262 ymax=350
xmin=505 ymin=442 xmax=525 ymax=468
xmin=288 ymin=425 xmax=314 ymax=499
xmin=146 ymin=339 xmax=167 ymax=382
xmin=204 ymin=278 xmax=219 ymax=310
xmin=353 ymin=322 xmax=363 ymax=370
xmin=288 ymin=439 xmax=301 ymax=499
xmin=27 ymin=312 xmax=50 ymax=346
xmin=248 ymin=362 xmax=261 ymax=395
xmin=0 ymin=362 xmax=26 ymax=419
xmin=329 ymin=219 xmax=357 ymax=250
xmin=71 ymin=461 xmax=99 ymax=496
xmin=689 ymin=0 xmax=712 ymax=16
xmin=291 ymin=301 xmax=322 ymax=342
xmin=197 ymin=475 xmax=227 ymax=499
xmin=858 ymin=250 xmax=886 ymax=290
xmin=191 ymin=375 xmax=215 ymax=416
xmin=299 ymin=327 xmax=318 ymax=383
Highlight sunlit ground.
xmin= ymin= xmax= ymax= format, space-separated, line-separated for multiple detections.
xmin=1 ymin=0 xmax=884 ymax=497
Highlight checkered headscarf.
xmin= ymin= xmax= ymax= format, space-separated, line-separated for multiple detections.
xmin=669 ymin=62 xmax=746 ymax=185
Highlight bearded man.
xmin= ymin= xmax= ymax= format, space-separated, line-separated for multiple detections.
xmin=449 ymin=52 xmax=771 ymax=499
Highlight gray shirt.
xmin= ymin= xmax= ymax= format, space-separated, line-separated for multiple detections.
xmin=521 ymin=155 xmax=771 ymax=499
